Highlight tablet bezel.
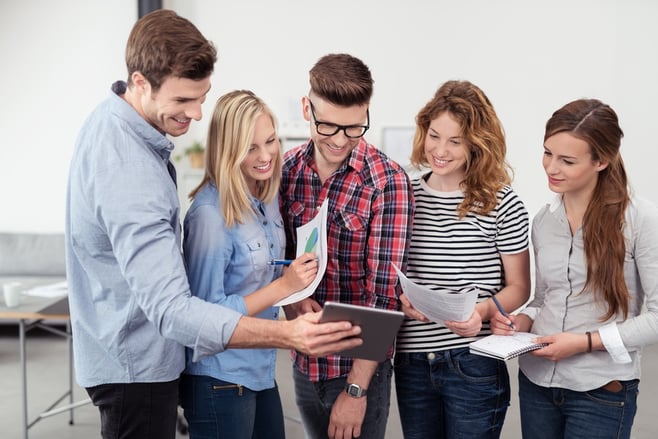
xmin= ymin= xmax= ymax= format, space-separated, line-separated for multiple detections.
xmin=319 ymin=301 xmax=405 ymax=361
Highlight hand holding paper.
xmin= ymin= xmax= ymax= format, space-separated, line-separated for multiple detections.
xmin=275 ymin=200 xmax=329 ymax=306
xmin=278 ymin=252 xmax=319 ymax=294
xmin=393 ymin=264 xmax=477 ymax=325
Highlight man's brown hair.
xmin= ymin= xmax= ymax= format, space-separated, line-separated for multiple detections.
xmin=309 ymin=53 xmax=373 ymax=106
xmin=125 ymin=9 xmax=217 ymax=91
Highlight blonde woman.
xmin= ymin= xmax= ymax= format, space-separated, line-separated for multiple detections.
xmin=180 ymin=90 xmax=317 ymax=439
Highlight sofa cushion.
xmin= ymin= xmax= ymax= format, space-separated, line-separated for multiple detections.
xmin=0 ymin=233 xmax=66 ymax=277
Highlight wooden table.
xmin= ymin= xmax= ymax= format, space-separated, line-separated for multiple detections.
xmin=1 ymin=292 xmax=90 ymax=439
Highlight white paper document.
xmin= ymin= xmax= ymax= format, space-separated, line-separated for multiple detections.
xmin=23 ymin=280 xmax=68 ymax=298
xmin=393 ymin=264 xmax=477 ymax=325
xmin=276 ymin=199 xmax=329 ymax=306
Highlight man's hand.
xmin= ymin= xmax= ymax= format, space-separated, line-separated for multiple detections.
xmin=289 ymin=311 xmax=362 ymax=357
xmin=283 ymin=297 xmax=321 ymax=320
xmin=328 ymin=391 xmax=367 ymax=439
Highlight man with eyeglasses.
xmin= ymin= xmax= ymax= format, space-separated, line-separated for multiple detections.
xmin=280 ymin=53 xmax=415 ymax=439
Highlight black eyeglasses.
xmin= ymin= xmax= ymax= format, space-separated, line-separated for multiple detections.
xmin=308 ymin=100 xmax=370 ymax=138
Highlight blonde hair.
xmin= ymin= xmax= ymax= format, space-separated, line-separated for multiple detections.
xmin=190 ymin=90 xmax=281 ymax=227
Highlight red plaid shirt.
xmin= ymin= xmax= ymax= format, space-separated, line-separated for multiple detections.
xmin=280 ymin=139 xmax=414 ymax=381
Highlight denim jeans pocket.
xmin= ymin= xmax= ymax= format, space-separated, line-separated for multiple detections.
xmin=393 ymin=352 xmax=412 ymax=368
xmin=452 ymin=349 xmax=505 ymax=385
xmin=584 ymin=379 xmax=639 ymax=408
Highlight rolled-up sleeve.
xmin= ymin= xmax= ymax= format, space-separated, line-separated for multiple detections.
xmin=367 ymin=170 xmax=414 ymax=311
xmin=96 ymin=160 xmax=241 ymax=358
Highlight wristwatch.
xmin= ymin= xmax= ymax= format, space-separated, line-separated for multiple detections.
xmin=345 ymin=383 xmax=367 ymax=398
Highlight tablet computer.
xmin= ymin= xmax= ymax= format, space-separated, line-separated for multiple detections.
xmin=319 ymin=301 xmax=405 ymax=362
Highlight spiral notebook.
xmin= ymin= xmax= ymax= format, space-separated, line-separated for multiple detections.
xmin=469 ymin=332 xmax=548 ymax=360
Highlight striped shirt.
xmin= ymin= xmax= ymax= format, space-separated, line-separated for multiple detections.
xmin=280 ymin=139 xmax=414 ymax=381
xmin=396 ymin=175 xmax=529 ymax=353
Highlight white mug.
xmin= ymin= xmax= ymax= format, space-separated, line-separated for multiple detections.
xmin=3 ymin=282 xmax=22 ymax=308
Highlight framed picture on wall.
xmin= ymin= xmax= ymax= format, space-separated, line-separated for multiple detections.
xmin=382 ymin=126 xmax=425 ymax=178
xmin=382 ymin=126 xmax=414 ymax=165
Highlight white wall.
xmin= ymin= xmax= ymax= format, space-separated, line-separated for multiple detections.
xmin=0 ymin=0 xmax=136 ymax=232
xmin=1 ymin=0 xmax=657 ymax=232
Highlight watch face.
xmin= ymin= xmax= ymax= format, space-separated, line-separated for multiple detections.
xmin=346 ymin=383 xmax=365 ymax=397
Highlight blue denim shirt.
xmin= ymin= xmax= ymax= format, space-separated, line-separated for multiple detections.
xmin=183 ymin=183 xmax=286 ymax=391
xmin=65 ymin=81 xmax=241 ymax=388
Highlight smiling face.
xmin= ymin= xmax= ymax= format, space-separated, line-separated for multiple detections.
xmin=133 ymin=73 xmax=211 ymax=137
xmin=423 ymin=112 xmax=468 ymax=191
xmin=542 ymin=132 xmax=607 ymax=199
xmin=303 ymin=95 xmax=369 ymax=176
xmin=240 ymin=113 xmax=280 ymax=196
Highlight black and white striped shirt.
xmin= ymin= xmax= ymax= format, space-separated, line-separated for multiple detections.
xmin=396 ymin=176 xmax=529 ymax=353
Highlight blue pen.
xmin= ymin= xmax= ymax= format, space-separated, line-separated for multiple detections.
xmin=491 ymin=295 xmax=515 ymax=329
xmin=268 ymin=257 xmax=319 ymax=266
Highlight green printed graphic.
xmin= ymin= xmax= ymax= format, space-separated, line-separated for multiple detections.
xmin=305 ymin=227 xmax=319 ymax=253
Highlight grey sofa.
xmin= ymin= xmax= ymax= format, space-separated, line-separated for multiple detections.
xmin=0 ymin=232 xmax=66 ymax=289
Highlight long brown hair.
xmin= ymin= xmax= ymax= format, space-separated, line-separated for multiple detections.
xmin=410 ymin=80 xmax=511 ymax=217
xmin=545 ymin=99 xmax=630 ymax=320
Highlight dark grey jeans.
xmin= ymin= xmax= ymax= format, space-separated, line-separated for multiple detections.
xmin=293 ymin=360 xmax=392 ymax=439
xmin=86 ymin=378 xmax=179 ymax=439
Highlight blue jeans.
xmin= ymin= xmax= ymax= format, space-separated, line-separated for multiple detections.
xmin=518 ymin=370 xmax=639 ymax=439
xmin=179 ymin=374 xmax=285 ymax=439
xmin=394 ymin=348 xmax=510 ymax=439
xmin=86 ymin=379 xmax=179 ymax=439
xmin=293 ymin=360 xmax=392 ymax=439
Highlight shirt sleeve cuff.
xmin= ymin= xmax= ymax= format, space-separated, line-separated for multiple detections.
xmin=519 ymin=306 xmax=539 ymax=321
xmin=599 ymin=323 xmax=632 ymax=364
xmin=191 ymin=307 xmax=241 ymax=362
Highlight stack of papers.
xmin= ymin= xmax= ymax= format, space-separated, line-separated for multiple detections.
xmin=23 ymin=281 xmax=68 ymax=298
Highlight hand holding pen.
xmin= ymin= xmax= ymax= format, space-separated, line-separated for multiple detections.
xmin=274 ymin=252 xmax=318 ymax=293
xmin=491 ymin=295 xmax=516 ymax=331
xmin=269 ymin=256 xmax=319 ymax=266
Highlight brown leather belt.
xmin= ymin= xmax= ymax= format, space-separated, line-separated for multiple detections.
xmin=601 ymin=380 xmax=623 ymax=393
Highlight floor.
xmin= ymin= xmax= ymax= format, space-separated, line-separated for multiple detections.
xmin=1 ymin=325 xmax=656 ymax=438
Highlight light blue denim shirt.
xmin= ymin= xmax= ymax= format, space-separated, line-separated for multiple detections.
xmin=183 ymin=183 xmax=286 ymax=391
xmin=65 ymin=81 xmax=241 ymax=388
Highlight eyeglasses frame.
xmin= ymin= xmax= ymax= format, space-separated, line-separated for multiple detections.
xmin=308 ymin=99 xmax=370 ymax=138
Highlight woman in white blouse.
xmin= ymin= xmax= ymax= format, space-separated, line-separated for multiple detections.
xmin=494 ymin=98 xmax=658 ymax=439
